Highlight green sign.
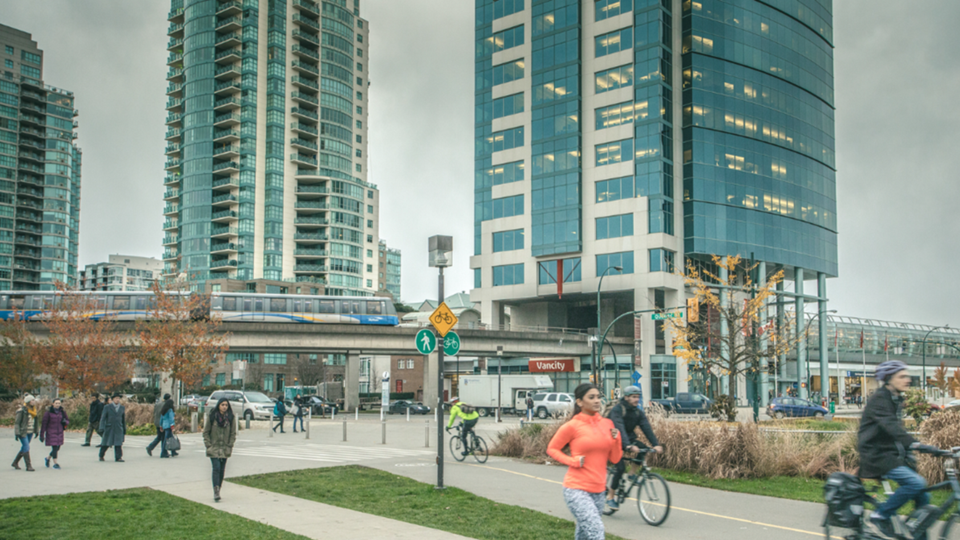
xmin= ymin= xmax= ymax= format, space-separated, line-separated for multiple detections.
xmin=444 ymin=331 xmax=461 ymax=356
xmin=652 ymin=312 xmax=683 ymax=320
xmin=415 ymin=329 xmax=437 ymax=355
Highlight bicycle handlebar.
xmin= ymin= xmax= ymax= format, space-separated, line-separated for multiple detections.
xmin=911 ymin=444 xmax=958 ymax=458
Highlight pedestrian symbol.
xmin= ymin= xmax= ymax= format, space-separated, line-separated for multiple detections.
xmin=444 ymin=331 xmax=461 ymax=356
xmin=415 ymin=329 xmax=437 ymax=355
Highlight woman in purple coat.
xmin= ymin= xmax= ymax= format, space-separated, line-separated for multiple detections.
xmin=40 ymin=398 xmax=69 ymax=469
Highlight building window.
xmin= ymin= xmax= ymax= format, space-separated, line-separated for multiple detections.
xmin=367 ymin=219 xmax=373 ymax=228
xmin=596 ymin=0 xmax=632 ymax=22
xmin=650 ymin=357 xmax=676 ymax=400
xmin=491 ymin=194 xmax=524 ymax=219
xmin=356 ymin=164 xmax=362 ymax=172
xmin=21 ymin=51 xmax=40 ymax=65
xmin=649 ymin=249 xmax=675 ymax=273
xmin=356 ymin=135 xmax=362 ymax=143
xmin=538 ymin=258 xmax=582 ymax=284
xmin=596 ymin=101 xmax=645 ymax=130
xmin=20 ymin=65 xmax=39 ymax=78
xmin=407 ymin=359 xmax=414 ymax=369
xmin=366 ymin=264 xmax=373 ymax=272
xmin=356 ymin=120 xmax=362 ymax=129
xmin=367 ymin=279 xmax=372 ymax=287
xmin=474 ymin=268 xmax=482 ymax=288
xmin=367 ymin=190 xmax=373 ymax=198
xmin=595 ymin=64 xmax=633 ymax=94
xmin=4 ymin=46 xmax=12 ymax=55
xmin=367 ymin=249 xmax=373 ymax=257
xmin=397 ymin=359 xmax=404 ymax=370
xmin=357 ymin=62 xmax=363 ymax=71
xmin=493 ymin=263 xmax=524 ymax=286
xmin=492 ymin=93 xmax=524 ymax=119
xmin=3 ymin=60 xmax=11 ymax=69
xmin=595 ymin=27 xmax=632 ymax=58
xmin=367 ymin=235 xmax=373 ymax=243
xmin=492 ymin=229 xmax=524 ymax=252
xmin=596 ymin=176 xmax=634 ymax=203
xmin=263 ymin=353 xmax=286 ymax=365
xmin=263 ymin=375 xmax=274 ymax=392
xmin=357 ymin=20 xmax=363 ymax=29
xmin=211 ymin=284 xmax=221 ymax=292
xmin=596 ymin=213 xmax=633 ymax=240
xmin=596 ymin=251 xmax=634 ymax=276
xmin=215 ymin=373 xmax=226 ymax=386
xmin=596 ymin=139 xmax=633 ymax=166
xmin=356 ymin=149 xmax=362 ymax=157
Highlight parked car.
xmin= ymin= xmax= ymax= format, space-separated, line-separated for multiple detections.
xmin=766 ymin=397 xmax=829 ymax=419
xmin=650 ymin=392 xmax=713 ymax=415
xmin=205 ymin=390 xmax=276 ymax=420
xmin=946 ymin=399 xmax=960 ymax=409
xmin=531 ymin=392 xmax=574 ymax=419
xmin=304 ymin=396 xmax=336 ymax=415
xmin=180 ymin=394 xmax=202 ymax=406
xmin=388 ymin=400 xmax=430 ymax=415
xmin=186 ymin=395 xmax=208 ymax=410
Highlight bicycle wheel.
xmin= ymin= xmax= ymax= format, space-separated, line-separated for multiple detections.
xmin=449 ymin=434 xmax=466 ymax=462
xmin=472 ymin=434 xmax=488 ymax=464
xmin=636 ymin=472 xmax=671 ymax=526
xmin=938 ymin=514 xmax=960 ymax=539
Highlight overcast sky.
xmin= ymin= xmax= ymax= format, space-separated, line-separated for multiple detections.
xmin=0 ymin=1 xmax=956 ymax=327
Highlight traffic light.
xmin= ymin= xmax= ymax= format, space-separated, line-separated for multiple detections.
xmin=686 ymin=298 xmax=699 ymax=323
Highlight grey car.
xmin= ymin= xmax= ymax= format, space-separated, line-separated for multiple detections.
xmin=531 ymin=392 xmax=574 ymax=419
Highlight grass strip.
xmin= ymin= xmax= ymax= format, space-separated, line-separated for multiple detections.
xmin=0 ymin=488 xmax=306 ymax=540
xmin=234 ymin=465 xmax=627 ymax=540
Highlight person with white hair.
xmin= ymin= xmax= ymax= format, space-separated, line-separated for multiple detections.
xmin=12 ymin=394 xmax=40 ymax=471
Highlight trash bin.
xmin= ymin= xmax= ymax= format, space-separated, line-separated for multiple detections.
xmin=829 ymin=401 xmax=835 ymax=414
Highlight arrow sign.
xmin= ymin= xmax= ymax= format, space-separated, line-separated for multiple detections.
xmin=416 ymin=328 xmax=437 ymax=355
xmin=444 ymin=331 xmax=461 ymax=356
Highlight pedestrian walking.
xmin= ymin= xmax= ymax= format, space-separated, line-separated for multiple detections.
xmin=526 ymin=394 xmax=534 ymax=421
xmin=82 ymin=393 xmax=104 ymax=447
xmin=203 ymin=397 xmax=237 ymax=502
xmin=159 ymin=395 xmax=177 ymax=458
xmin=547 ymin=383 xmax=623 ymax=540
xmin=146 ymin=394 xmax=167 ymax=457
xmin=98 ymin=394 xmax=126 ymax=462
xmin=40 ymin=398 xmax=69 ymax=469
xmin=272 ymin=398 xmax=287 ymax=433
xmin=12 ymin=394 xmax=40 ymax=471
xmin=292 ymin=394 xmax=305 ymax=433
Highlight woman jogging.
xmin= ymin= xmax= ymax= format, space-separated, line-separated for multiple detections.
xmin=40 ymin=398 xmax=69 ymax=469
xmin=203 ymin=397 xmax=237 ymax=502
xmin=12 ymin=394 xmax=40 ymax=471
xmin=547 ymin=383 xmax=623 ymax=540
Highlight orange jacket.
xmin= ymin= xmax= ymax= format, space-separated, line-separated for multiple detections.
xmin=547 ymin=412 xmax=623 ymax=493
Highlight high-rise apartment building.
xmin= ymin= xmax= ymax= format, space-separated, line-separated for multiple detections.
xmin=0 ymin=25 xmax=81 ymax=291
xmin=470 ymin=0 xmax=836 ymax=401
xmin=79 ymin=254 xmax=163 ymax=292
xmin=163 ymin=0 xmax=378 ymax=296
xmin=377 ymin=238 xmax=400 ymax=300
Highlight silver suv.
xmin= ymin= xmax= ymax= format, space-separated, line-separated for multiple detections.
xmin=531 ymin=392 xmax=574 ymax=419
xmin=204 ymin=390 xmax=276 ymax=420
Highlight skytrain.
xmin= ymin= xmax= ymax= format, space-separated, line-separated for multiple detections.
xmin=0 ymin=291 xmax=399 ymax=326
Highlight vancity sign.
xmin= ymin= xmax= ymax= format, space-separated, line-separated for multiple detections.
xmin=528 ymin=357 xmax=577 ymax=373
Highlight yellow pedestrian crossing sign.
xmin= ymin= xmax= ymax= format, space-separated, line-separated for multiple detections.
xmin=430 ymin=302 xmax=458 ymax=337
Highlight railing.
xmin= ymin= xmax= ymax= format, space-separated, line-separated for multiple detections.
xmin=214 ymin=80 xmax=240 ymax=92
xmin=211 ymin=210 xmax=238 ymax=220
xmin=291 ymin=154 xmax=318 ymax=166
xmin=296 ymin=185 xmax=326 ymax=194
xmin=215 ymin=64 xmax=239 ymax=76
xmin=215 ymin=15 xmax=241 ymax=29
xmin=212 ymin=194 xmax=237 ymax=204
xmin=215 ymin=32 xmax=241 ymax=45
xmin=214 ymin=144 xmax=239 ymax=155
xmin=211 ymin=226 xmax=239 ymax=236
xmin=291 ymin=76 xmax=319 ymax=90
xmin=294 ymin=264 xmax=327 ymax=272
xmin=291 ymin=138 xmax=318 ymax=150
xmin=291 ymin=91 xmax=319 ymax=105
xmin=214 ymin=128 xmax=240 ymax=139
xmin=291 ymin=107 xmax=318 ymax=119
xmin=291 ymin=123 xmax=318 ymax=135
xmin=292 ymin=30 xmax=319 ymax=45
xmin=292 ymin=0 xmax=320 ymax=15
xmin=294 ymin=217 xmax=327 ymax=224
xmin=215 ymin=48 xmax=241 ymax=60
xmin=211 ymin=242 xmax=237 ymax=252
xmin=216 ymin=0 xmax=242 ymax=13
xmin=291 ymin=60 xmax=319 ymax=75
xmin=212 ymin=161 xmax=239 ymax=172
xmin=212 ymin=178 xmax=239 ymax=189
xmin=214 ymin=97 xmax=240 ymax=109
xmin=292 ymin=14 xmax=320 ymax=29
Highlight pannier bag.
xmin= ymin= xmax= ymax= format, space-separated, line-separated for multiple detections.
xmin=823 ymin=472 xmax=867 ymax=528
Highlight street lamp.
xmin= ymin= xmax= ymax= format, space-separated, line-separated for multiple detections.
xmin=804 ymin=309 xmax=836 ymax=400
xmin=594 ymin=265 xmax=622 ymax=388
xmin=922 ymin=324 xmax=950 ymax=393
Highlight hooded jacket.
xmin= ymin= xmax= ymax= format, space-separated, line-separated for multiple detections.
xmin=857 ymin=386 xmax=917 ymax=478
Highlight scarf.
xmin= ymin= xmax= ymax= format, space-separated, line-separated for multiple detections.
xmin=27 ymin=405 xmax=37 ymax=418
xmin=213 ymin=398 xmax=233 ymax=428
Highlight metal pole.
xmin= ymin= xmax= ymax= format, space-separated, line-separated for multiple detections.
xmin=862 ymin=336 xmax=867 ymax=402
xmin=354 ymin=408 xmax=358 ymax=421
xmin=406 ymin=406 xmax=410 ymax=422
xmin=381 ymin=420 xmax=386 ymax=445
xmin=425 ymin=420 xmax=430 ymax=448
xmin=436 ymin=266 xmax=445 ymax=490
xmin=342 ymin=420 xmax=347 ymax=442
xmin=306 ymin=408 xmax=311 ymax=440
xmin=818 ymin=273 xmax=829 ymax=404
xmin=497 ymin=357 xmax=502 ymax=422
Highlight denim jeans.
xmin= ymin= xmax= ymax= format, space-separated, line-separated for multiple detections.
xmin=18 ymin=434 xmax=32 ymax=453
xmin=147 ymin=426 xmax=163 ymax=452
xmin=211 ymin=458 xmax=227 ymax=488
xmin=876 ymin=466 xmax=930 ymax=519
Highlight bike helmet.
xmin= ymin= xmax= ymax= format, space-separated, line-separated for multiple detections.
xmin=874 ymin=360 xmax=908 ymax=382
xmin=623 ymin=385 xmax=642 ymax=397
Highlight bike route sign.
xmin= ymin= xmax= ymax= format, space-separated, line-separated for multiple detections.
xmin=429 ymin=302 xmax=458 ymax=336
xmin=443 ymin=331 xmax=461 ymax=356
xmin=415 ymin=329 xmax=437 ymax=355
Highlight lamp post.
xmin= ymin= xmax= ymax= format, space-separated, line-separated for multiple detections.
xmin=428 ymin=235 xmax=452 ymax=490
xmin=922 ymin=324 xmax=950 ymax=394
xmin=805 ymin=309 xmax=836 ymax=399
xmin=594 ymin=265 xmax=622 ymax=389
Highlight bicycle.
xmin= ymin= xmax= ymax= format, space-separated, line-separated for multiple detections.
xmin=447 ymin=424 xmax=488 ymax=464
xmin=603 ymin=448 xmax=671 ymax=526
xmin=824 ymin=445 xmax=960 ymax=539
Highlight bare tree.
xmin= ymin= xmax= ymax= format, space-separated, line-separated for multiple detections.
xmin=245 ymin=361 xmax=265 ymax=391
xmin=293 ymin=354 xmax=325 ymax=387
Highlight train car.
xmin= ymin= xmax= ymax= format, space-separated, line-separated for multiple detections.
xmin=0 ymin=291 xmax=399 ymax=326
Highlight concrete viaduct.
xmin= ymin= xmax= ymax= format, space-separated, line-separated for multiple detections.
xmin=25 ymin=322 xmax=633 ymax=412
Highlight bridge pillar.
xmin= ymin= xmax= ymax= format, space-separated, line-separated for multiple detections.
xmin=345 ymin=350 xmax=361 ymax=413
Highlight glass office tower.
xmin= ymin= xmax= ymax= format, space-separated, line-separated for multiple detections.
xmin=164 ymin=0 xmax=378 ymax=295
xmin=0 ymin=25 xmax=81 ymax=291
xmin=470 ymin=0 xmax=836 ymax=401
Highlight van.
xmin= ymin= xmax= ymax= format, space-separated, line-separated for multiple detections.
xmin=204 ymin=390 xmax=276 ymax=420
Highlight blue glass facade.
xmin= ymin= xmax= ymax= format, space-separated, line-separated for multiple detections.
xmin=682 ymin=0 xmax=838 ymax=276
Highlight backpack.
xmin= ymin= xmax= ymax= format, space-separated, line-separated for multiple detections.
xmin=823 ymin=472 xmax=867 ymax=528
xmin=274 ymin=401 xmax=281 ymax=416
xmin=460 ymin=404 xmax=474 ymax=415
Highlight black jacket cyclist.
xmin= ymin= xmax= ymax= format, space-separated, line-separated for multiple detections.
xmin=606 ymin=386 xmax=662 ymax=510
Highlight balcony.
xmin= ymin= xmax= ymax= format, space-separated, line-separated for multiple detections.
xmin=297 ymin=185 xmax=327 ymax=195
xmin=163 ymin=220 xmax=179 ymax=231
xmin=19 ymin=114 xmax=43 ymax=126
xmin=212 ymin=193 xmax=238 ymax=206
xmin=167 ymin=37 xmax=183 ymax=51
xmin=294 ymin=232 xmax=328 ymax=243
xmin=292 ymin=30 xmax=319 ymax=45
xmin=213 ymin=97 xmax=240 ymax=111
xmin=295 ymin=200 xmax=327 ymax=212
xmin=291 ymin=107 xmax=318 ymax=121
xmin=291 ymin=76 xmax=319 ymax=91
xmin=163 ymin=204 xmax=180 ymax=216
xmin=292 ymin=14 xmax=320 ymax=30
xmin=294 ymin=216 xmax=327 ymax=227
xmin=212 ymin=177 xmax=239 ymax=190
xmin=15 ymin=224 xmax=42 ymax=234
xmin=291 ymin=123 xmax=318 ymax=137
xmin=211 ymin=242 xmax=238 ymax=254
xmin=294 ymin=264 xmax=327 ymax=273
xmin=291 ymin=138 xmax=318 ymax=152
xmin=18 ymin=151 xmax=43 ymax=163
xmin=294 ymin=248 xmax=327 ymax=258
xmin=13 ymin=271 xmax=39 ymax=284
xmin=166 ymin=98 xmax=183 ymax=110
xmin=211 ymin=209 xmax=238 ymax=223
xmin=215 ymin=15 xmax=242 ymax=32
xmin=16 ymin=212 xmax=41 ymax=223
xmin=20 ymin=90 xmax=45 ymax=103
xmin=291 ymin=153 xmax=317 ymax=167
xmin=163 ymin=235 xmax=180 ymax=246
xmin=211 ymin=225 xmax=239 ymax=238
xmin=164 ymin=174 xmax=182 ymax=186
xmin=214 ymin=79 xmax=241 ymax=95
xmin=291 ymin=45 xmax=319 ymax=60
xmin=216 ymin=0 xmax=243 ymax=15
xmin=167 ymin=67 xmax=183 ymax=81
xmin=163 ymin=249 xmax=179 ymax=261
xmin=167 ymin=52 xmax=183 ymax=66
xmin=213 ymin=112 xmax=241 ymax=127
xmin=215 ymin=32 xmax=241 ymax=47
xmin=215 ymin=63 xmax=240 ymax=79
xmin=168 ymin=6 xmax=184 ymax=21
xmin=213 ymin=144 xmax=240 ymax=158
xmin=165 ymin=144 xmax=180 ymax=156
xmin=291 ymin=60 xmax=319 ymax=75
xmin=166 ymin=112 xmax=182 ymax=126
xmin=212 ymin=161 xmax=239 ymax=174
xmin=292 ymin=0 xmax=320 ymax=15
xmin=14 ymin=248 xmax=40 ymax=259
xmin=291 ymin=91 xmax=319 ymax=106
xmin=166 ymin=83 xmax=183 ymax=96
xmin=213 ymin=128 xmax=240 ymax=142
xmin=14 ymin=236 xmax=41 ymax=246
xmin=16 ymin=187 xmax=43 ymax=199
xmin=215 ymin=48 xmax=241 ymax=63
xmin=210 ymin=258 xmax=238 ymax=271
xmin=168 ymin=22 xmax=184 ymax=37
xmin=164 ymin=158 xmax=181 ymax=171
xmin=163 ymin=189 xmax=181 ymax=200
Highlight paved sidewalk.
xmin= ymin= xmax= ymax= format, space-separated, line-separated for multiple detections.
xmin=158 ymin=480 xmax=470 ymax=540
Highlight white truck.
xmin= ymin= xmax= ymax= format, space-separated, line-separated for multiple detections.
xmin=458 ymin=374 xmax=553 ymax=417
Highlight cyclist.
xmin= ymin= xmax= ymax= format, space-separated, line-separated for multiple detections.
xmin=857 ymin=360 xmax=926 ymax=539
xmin=446 ymin=398 xmax=479 ymax=456
xmin=606 ymin=385 xmax=662 ymax=511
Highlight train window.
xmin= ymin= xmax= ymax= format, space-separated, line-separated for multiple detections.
xmin=270 ymin=298 xmax=286 ymax=312
xmin=222 ymin=297 xmax=236 ymax=311
xmin=134 ymin=296 xmax=145 ymax=310
xmin=254 ymin=299 xmax=263 ymax=312
xmin=114 ymin=296 xmax=130 ymax=310
xmin=302 ymin=300 xmax=313 ymax=313
xmin=243 ymin=298 xmax=252 ymax=312
xmin=318 ymin=300 xmax=335 ymax=313
xmin=366 ymin=301 xmax=382 ymax=315
xmin=343 ymin=301 xmax=361 ymax=314
xmin=0 ymin=295 xmax=7 ymax=309
xmin=10 ymin=295 xmax=24 ymax=309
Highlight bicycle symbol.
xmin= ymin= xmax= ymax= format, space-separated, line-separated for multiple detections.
xmin=433 ymin=312 xmax=453 ymax=325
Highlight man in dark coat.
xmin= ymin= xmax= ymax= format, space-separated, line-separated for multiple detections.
xmin=606 ymin=385 xmax=662 ymax=511
xmin=146 ymin=394 xmax=170 ymax=456
xmin=857 ymin=360 xmax=924 ymax=538
xmin=98 ymin=394 xmax=126 ymax=462
xmin=82 ymin=393 xmax=104 ymax=447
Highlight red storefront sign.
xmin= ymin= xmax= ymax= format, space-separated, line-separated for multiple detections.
xmin=528 ymin=358 xmax=575 ymax=372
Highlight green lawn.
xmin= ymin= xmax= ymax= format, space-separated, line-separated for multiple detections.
xmin=234 ymin=465 xmax=628 ymax=540
xmin=0 ymin=488 xmax=306 ymax=540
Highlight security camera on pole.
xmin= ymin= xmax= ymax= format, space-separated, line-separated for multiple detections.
xmin=428 ymin=235 xmax=455 ymax=490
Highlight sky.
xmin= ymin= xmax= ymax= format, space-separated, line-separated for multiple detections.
xmin=0 ymin=0 xmax=957 ymax=327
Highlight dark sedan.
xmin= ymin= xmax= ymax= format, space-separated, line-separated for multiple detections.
xmin=766 ymin=397 xmax=829 ymax=419
xmin=388 ymin=400 xmax=430 ymax=415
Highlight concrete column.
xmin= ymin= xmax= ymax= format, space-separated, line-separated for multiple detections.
xmin=795 ymin=268 xmax=806 ymax=399
xmin=758 ymin=261 xmax=769 ymax=407
xmin=719 ymin=260 xmax=730 ymax=396
xmin=345 ymin=351 xmax=361 ymax=412
xmin=777 ymin=279 xmax=786 ymax=395
xmin=818 ymin=273 xmax=830 ymax=402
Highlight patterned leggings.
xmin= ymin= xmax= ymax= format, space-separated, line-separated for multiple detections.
xmin=563 ymin=487 xmax=606 ymax=540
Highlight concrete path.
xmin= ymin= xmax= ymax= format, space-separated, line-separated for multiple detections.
xmin=157 ymin=480 xmax=471 ymax=540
